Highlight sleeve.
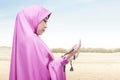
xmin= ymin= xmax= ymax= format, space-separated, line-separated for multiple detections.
xmin=48 ymin=56 xmax=69 ymax=80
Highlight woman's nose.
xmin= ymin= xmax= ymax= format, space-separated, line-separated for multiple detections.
xmin=44 ymin=24 xmax=47 ymax=28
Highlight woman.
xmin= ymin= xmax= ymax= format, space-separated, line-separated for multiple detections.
xmin=9 ymin=5 xmax=80 ymax=80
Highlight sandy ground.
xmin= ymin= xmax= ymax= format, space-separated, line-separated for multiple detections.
xmin=1 ymin=47 xmax=120 ymax=80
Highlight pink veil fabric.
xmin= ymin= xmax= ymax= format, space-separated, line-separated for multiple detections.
xmin=9 ymin=5 xmax=68 ymax=80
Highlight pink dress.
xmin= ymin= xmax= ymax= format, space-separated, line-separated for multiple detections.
xmin=9 ymin=5 xmax=68 ymax=80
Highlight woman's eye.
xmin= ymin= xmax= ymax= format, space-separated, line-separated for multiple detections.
xmin=44 ymin=17 xmax=48 ymax=23
xmin=44 ymin=19 xmax=47 ymax=23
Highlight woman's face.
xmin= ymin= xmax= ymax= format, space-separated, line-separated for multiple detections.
xmin=36 ymin=17 xmax=48 ymax=35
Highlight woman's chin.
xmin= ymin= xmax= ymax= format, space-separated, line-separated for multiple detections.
xmin=38 ymin=32 xmax=44 ymax=35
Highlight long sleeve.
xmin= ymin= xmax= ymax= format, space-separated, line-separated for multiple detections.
xmin=48 ymin=56 xmax=68 ymax=80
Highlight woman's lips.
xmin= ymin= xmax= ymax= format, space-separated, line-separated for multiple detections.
xmin=43 ymin=29 xmax=45 ymax=32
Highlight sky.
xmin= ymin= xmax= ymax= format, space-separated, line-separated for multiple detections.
xmin=0 ymin=0 xmax=120 ymax=49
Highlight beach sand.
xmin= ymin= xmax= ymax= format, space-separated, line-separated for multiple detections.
xmin=1 ymin=47 xmax=120 ymax=80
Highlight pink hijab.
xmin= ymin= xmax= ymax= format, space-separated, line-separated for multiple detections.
xmin=9 ymin=5 xmax=68 ymax=80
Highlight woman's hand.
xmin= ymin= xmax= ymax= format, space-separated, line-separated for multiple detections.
xmin=65 ymin=40 xmax=81 ymax=60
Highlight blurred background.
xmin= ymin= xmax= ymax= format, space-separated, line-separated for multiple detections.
xmin=0 ymin=0 xmax=120 ymax=49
